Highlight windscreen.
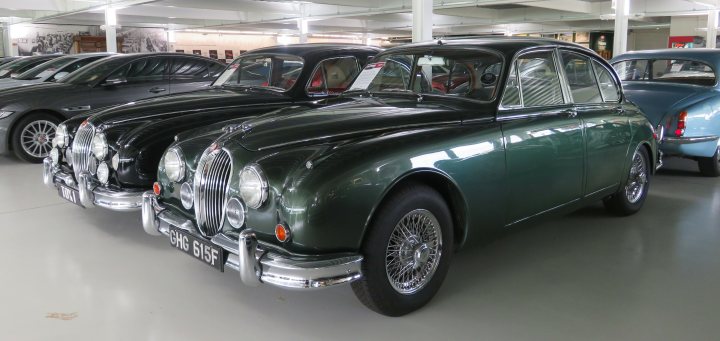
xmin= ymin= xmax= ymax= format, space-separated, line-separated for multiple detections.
xmin=212 ymin=54 xmax=304 ymax=91
xmin=613 ymin=59 xmax=716 ymax=86
xmin=348 ymin=50 xmax=503 ymax=101
xmin=14 ymin=56 xmax=79 ymax=80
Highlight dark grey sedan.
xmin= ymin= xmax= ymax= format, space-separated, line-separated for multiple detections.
xmin=0 ymin=55 xmax=63 ymax=79
xmin=0 ymin=53 xmax=225 ymax=162
xmin=0 ymin=53 xmax=113 ymax=90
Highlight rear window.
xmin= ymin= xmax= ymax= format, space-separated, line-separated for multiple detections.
xmin=613 ymin=59 xmax=716 ymax=86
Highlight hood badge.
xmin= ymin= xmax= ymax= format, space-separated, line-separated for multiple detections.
xmin=209 ymin=143 xmax=220 ymax=152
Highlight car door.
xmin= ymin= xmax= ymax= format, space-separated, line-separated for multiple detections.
xmin=559 ymin=50 xmax=630 ymax=195
xmin=499 ymin=49 xmax=585 ymax=224
xmin=168 ymin=56 xmax=224 ymax=94
xmin=89 ymin=56 xmax=170 ymax=108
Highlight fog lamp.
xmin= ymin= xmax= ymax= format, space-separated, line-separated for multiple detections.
xmin=180 ymin=182 xmax=194 ymax=210
xmin=226 ymin=197 xmax=246 ymax=229
xmin=96 ymin=162 xmax=110 ymax=185
xmin=49 ymin=148 xmax=60 ymax=165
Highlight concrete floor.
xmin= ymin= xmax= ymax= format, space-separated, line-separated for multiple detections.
xmin=1 ymin=155 xmax=719 ymax=341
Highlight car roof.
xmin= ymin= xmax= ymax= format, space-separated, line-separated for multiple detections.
xmin=242 ymin=43 xmax=382 ymax=57
xmin=611 ymin=48 xmax=720 ymax=66
xmin=99 ymin=52 xmax=222 ymax=62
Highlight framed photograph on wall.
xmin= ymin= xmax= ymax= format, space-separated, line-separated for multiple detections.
xmin=209 ymin=50 xmax=219 ymax=59
xmin=175 ymin=49 xmax=185 ymax=53
xmin=574 ymin=32 xmax=590 ymax=43
xmin=192 ymin=50 xmax=201 ymax=55
xmin=224 ymin=50 xmax=234 ymax=59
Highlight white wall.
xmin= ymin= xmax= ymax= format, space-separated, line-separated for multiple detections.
xmin=627 ymin=28 xmax=670 ymax=51
xmin=670 ymin=15 xmax=704 ymax=36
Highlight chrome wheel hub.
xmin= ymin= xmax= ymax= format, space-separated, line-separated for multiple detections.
xmin=386 ymin=209 xmax=442 ymax=295
xmin=20 ymin=120 xmax=57 ymax=158
xmin=625 ymin=149 xmax=648 ymax=204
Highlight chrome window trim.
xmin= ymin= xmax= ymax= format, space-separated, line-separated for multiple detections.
xmin=498 ymin=47 xmax=567 ymax=113
xmin=304 ymin=56 xmax=361 ymax=97
xmin=590 ymin=59 xmax=622 ymax=103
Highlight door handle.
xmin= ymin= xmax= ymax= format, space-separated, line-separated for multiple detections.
xmin=149 ymin=87 xmax=167 ymax=93
xmin=562 ymin=109 xmax=578 ymax=118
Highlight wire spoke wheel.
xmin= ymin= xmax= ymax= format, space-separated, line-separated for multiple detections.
xmin=625 ymin=149 xmax=648 ymax=204
xmin=385 ymin=209 xmax=442 ymax=295
xmin=20 ymin=120 xmax=56 ymax=158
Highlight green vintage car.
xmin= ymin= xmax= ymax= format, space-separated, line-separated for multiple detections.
xmin=142 ymin=38 xmax=661 ymax=316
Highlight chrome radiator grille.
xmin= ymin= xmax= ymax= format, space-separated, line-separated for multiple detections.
xmin=194 ymin=149 xmax=232 ymax=237
xmin=71 ymin=123 xmax=96 ymax=180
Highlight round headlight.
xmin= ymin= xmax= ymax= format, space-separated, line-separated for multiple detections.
xmin=163 ymin=148 xmax=185 ymax=182
xmin=49 ymin=148 xmax=60 ymax=165
xmin=96 ymin=162 xmax=110 ymax=184
xmin=180 ymin=182 xmax=194 ymax=209
xmin=111 ymin=153 xmax=120 ymax=170
xmin=65 ymin=147 xmax=73 ymax=167
xmin=91 ymin=133 xmax=108 ymax=160
xmin=55 ymin=124 xmax=68 ymax=148
xmin=226 ymin=197 xmax=246 ymax=229
xmin=239 ymin=165 xmax=268 ymax=209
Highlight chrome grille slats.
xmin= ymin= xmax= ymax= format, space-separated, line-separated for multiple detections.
xmin=71 ymin=123 xmax=96 ymax=180
xmin=193 ymin=149 xmax=232 ymax=237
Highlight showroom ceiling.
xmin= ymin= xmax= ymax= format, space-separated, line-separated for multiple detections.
xmin=0 ymin=0 xmax=716 ymax=37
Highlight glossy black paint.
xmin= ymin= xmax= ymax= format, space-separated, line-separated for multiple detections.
xmin=62 ymin=44 xmax=381 ymax=188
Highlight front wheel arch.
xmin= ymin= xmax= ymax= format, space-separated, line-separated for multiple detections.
xmin=361 ymin=169 xmax=468 ymax=251
xmin=7 ymin=109 xmax=66 ymax=152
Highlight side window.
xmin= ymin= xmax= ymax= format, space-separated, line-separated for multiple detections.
xmin=366 ymin=56 xmax=412 ymax=92
xmin=613 ymin=60 xmax=649 ymax=81
xmin=560 ymin=51 xmax=602 ymax=104
xmin=307 ymin=57 xmax=360 ymax=96
xmin=501 ymin=62 xmax=521 ymax=107
xmin=592 ymin=60 xmax=620 ymax=102
xmin=517 ymin=51 xmax=564 ymax=107
xmin=118 ymin=57 xmax=169 ymax=84
xmin=169 ymin=57 xmax=222 ymax=81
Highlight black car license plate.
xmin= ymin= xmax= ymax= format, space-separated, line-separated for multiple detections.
xmin=57 ymin=185 xmax=83 ymax=207
xmin=169 ymin=226 xmax=224 ymax=271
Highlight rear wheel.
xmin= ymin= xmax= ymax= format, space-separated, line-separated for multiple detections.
xmin=604 ymin=146 xmax=651 ymax=216
xmin=351 ymin=183 xmax=453 ymax=316
xmin=698 ymin=146 xmax=720 ymax=177
xmin=11 ymin=113 xmax=60 ymax=163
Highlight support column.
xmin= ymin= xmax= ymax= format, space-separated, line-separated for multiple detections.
xmin=613 ymin=0 xmax=629 ymax=55
xmin=104 ymin=7 xmax=118 ymax=53
xmin=298 ymin=3 xmax=308 ymax=43
xmin=412 ymin=0 xmax=433 ymax=43
xmin=1 ymin=23 xmax=11 ymax=57
xmin=708 ymin=10 xmax=718 ymax=48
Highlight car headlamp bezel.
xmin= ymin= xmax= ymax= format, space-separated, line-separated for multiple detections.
xmin=239 ymin=164 xmax=268 ymax=209
xmin=91 ymin=133 xmax=108 ymax=160
xmin=163 ymin=147 xmax=185 ymax=183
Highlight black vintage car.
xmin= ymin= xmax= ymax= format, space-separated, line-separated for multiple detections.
xmin=43 ymin=44 xmax=381 ymax=212
xmin=0 ymin=53 xmax=225 ymax=162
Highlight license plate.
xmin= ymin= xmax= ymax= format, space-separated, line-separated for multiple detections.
xmin=169 ymin=227 xmax=224 ymax=271
xmin=57 ymin=185 xmax=83 ymax=207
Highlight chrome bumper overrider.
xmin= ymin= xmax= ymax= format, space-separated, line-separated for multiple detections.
xmin=663 ymin=135 xmax=719 ymax=145
xmin=43 ymin=157 xmax=144 ymax=211
xmin=141 ymin=191 xmax=363 ymax=289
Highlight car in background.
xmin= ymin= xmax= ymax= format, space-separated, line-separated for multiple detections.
xmin=42 ymin=44 xmax=380 ymax=212
xmin=0 ymin=52 xmax=225 ymax=162
xmin=143 ymin=38 xmax=660 ymax=316
xmin=612 ymin=49 xmax=720 ymax=176
xmin=0 ymin=53 xmax=113 ymax=90
xmin=0 ymin=54 xmax=63 ymax=79
xmin=0 ymin=56 xmax=21 ymax=66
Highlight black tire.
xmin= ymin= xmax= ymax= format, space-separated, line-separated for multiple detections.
xmin=11 ymin=112 xmax=60 ymax=163
xmin=698 ymin=146 xmax=720 ymax=177
xmin=603 ymin=146 xmax=651 ymax=216
xmin=351 ymin=182 xmax=453 ymax=316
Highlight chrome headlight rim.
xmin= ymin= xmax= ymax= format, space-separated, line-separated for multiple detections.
xmin=91 ymin=132 xmax=108 ymax=160
xmin=96 ymin=161 xmax=110 ymax=185
xmin=239 ymin=164 xmax=268 ymax=210
xmin=180 ymin=182 xmax=194 ymax=210
xmin=55 ymin=124 xmax=69 ymax=148
xmin=111 ymin=153 xmax=120 ymax=170
xmin=226 ymin=197 xmax=246 ymax=229
xmin=164 ymin=147 xmax=185 ymax=183
xmin=49 ymin=148 xmax=60 ymax=165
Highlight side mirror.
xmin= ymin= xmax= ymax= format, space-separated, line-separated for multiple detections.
xmin=53 ymin=71 xmax=69 ymax=80
xmin=102 ymin=77 xmax=127 ymax=87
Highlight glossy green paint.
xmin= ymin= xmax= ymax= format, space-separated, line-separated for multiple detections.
xmin=156 ymin=41 xmax=659 ymax=257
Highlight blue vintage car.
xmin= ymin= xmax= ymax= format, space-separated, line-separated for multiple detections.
xmin=611 ymin=49 xmax=720 ymax=176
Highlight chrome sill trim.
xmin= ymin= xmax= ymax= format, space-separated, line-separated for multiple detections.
xmin=663 ymin=135 xmax=719 ymax=145
xmin=144 ymin=195 xmax=363 ymax=290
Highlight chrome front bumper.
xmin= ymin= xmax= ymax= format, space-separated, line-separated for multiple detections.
xmin=141 ymin=191 xmax=363 ymax=290
xmin=43 ymin=157 xmax=144 ymax=211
